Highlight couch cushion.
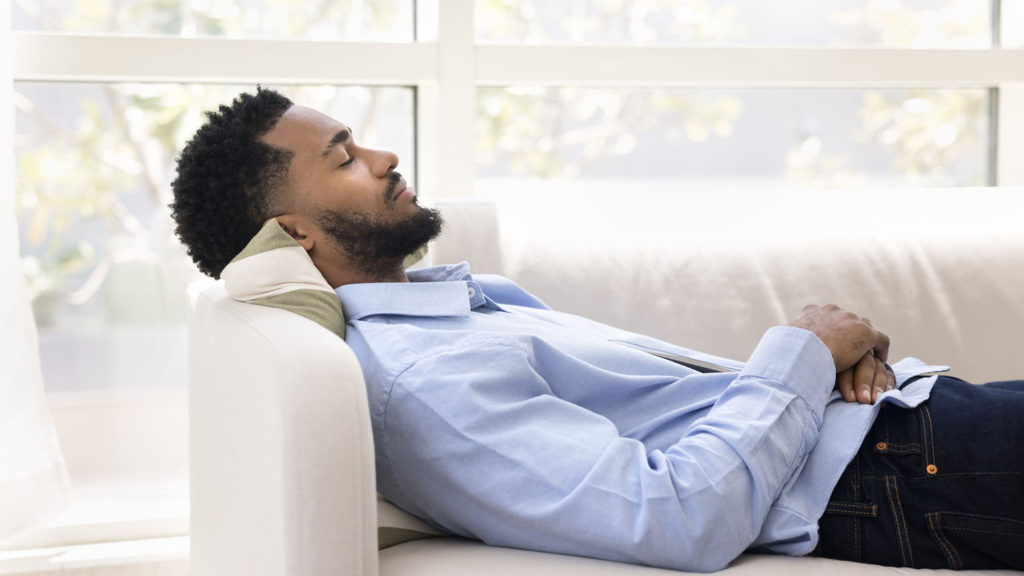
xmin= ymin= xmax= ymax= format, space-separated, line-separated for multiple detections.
xmin=378 ymin=494 xmax=443 ymax=549
xmin=380 ymin=537 xmax=1015 ymax=576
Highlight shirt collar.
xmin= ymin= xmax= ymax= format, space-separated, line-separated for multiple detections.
xmin=336 ymin=262 xmax=501 ymax=320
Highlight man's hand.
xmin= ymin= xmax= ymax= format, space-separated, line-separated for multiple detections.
xmin=836 ymin=352 xmax=895 ymax=404
xmin=789 ymin=304 xmax=894 ymax=404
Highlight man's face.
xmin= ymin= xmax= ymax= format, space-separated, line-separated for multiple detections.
xmin=262 ymin=104 xmax=421 ymax=228
xmin=261 ymin=104 xmax=441 ymax=280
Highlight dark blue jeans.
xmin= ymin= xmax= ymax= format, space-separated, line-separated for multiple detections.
xmin=815 ymin=376 xmax=1024 ymax=570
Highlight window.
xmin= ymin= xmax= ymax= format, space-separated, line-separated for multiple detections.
xmin=477 ymin=87 xmax=992 ymax=190
xmin=13 ymin=83 xmax=411 ymax=552
xmin=8 ymin=0 xmax=418 ymax=562
xmin=475 ymin=0 xmax=993 ymax=47
xmin=473 ymin=0 xmax=1006 ymax=191
xmin=17 ymin=83 xmax=414 ymax=389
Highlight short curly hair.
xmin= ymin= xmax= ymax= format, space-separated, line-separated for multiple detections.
xmin=170 ymin=87 xmax=294 ymax=278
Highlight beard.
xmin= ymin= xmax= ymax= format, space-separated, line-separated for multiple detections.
xmin=314 ymin=203 xmax=444 ymax=281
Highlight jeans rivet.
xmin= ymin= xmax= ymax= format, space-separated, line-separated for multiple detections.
xmin=926 ymin=464 xmax=938 ymax=475
xmin=875 ymin=441 xmax=888 ymax=451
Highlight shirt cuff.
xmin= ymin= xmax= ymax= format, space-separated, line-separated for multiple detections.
xmin=741 ymin=326 xmax=836 ymax=425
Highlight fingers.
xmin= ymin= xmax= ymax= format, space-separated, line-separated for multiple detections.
xmin=852 ymin=353 xmax=876 ymax=403
xmin=836 ymin=367 xmax=856 ymax=403
xmin=838 ymin=352 xmax=897 ymax=404
xmin=789 ymin=304 xmax=893 ymax=373
xmin=882 ymin=363 xmax=896 ymax=400
xmin=872 ymin=330 xmax=890 ymax=364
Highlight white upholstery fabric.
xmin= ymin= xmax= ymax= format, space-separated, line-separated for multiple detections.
xmin=188 ymin=281 xmax=377 ymax=576
xmin=381 ymin=538 xmax=1015 ymax=576
xmin=433 ymin=188 xmax=1024 ymax=384
xmin=188 ymin=188 xmax=1024 ymax=575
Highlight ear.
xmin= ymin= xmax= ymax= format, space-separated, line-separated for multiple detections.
xmin=273 ymin=214 xmax=316 ymax=252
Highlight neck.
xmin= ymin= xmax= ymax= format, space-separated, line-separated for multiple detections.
xmin=319 ymin=258 xmax=409 ymax=288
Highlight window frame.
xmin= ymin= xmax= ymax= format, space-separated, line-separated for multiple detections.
xmin=14 ymin=0 xmax=1024 ymax=196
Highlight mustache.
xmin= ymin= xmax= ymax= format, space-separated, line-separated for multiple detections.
xmin=384 ymin=172 xmax=403 ymax=208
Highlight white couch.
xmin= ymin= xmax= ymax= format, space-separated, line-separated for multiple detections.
xmin=188 ymin=187 xmax=1024 ymax=575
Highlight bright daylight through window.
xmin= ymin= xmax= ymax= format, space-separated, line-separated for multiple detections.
xmin=8 ymin=0 xmax=415 ymax=557
xmin=475 ymin=0 xmax=995 ymax=193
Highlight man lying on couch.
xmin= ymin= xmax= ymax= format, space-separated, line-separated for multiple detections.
xmin=170 ymin=88 xmax=1024 ymax=572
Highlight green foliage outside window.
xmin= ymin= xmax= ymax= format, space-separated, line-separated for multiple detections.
xmin=13 ymin=0 xmax=409 ymax=327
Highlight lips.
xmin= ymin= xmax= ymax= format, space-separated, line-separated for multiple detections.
xmin=385 ymin=176 xmax=408 ymax=207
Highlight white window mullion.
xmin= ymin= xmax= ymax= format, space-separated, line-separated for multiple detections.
xmin=431 ymin=0 xmax=476 ymax=198
xmin=12 ymin=33 xmax=437 ymax=84
xmin=997 ymin=0 xmax=1024 ymax=185
xmin=997 ymin=83 xmax=1024 ymax=185
xmin=476 ymin=45 xmax=1024 ymax=87
xmin=414 ymin=0 xmax=439 ymax=201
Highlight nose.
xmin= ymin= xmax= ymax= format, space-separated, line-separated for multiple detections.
xmin=369 ymin=147 xmax=399 ymax=178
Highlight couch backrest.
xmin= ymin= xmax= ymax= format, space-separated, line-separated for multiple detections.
xmin=432 ymin=188 xmax=1024 ymax=384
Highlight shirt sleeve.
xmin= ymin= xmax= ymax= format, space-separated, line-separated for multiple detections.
xmin=376 ymin=326 xmax=835 ymax=573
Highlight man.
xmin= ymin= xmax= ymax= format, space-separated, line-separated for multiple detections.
xmin=171 ymin=88 xmax=1024 ymax=572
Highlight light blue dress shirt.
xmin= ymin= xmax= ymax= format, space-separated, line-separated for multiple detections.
xmin=337 ymin=263 xmax=946 ymax=572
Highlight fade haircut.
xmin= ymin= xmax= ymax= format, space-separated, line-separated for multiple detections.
xmin=170 ymin=87 xmax=294 ymax=278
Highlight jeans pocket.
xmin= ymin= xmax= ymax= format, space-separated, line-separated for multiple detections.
xmin=926 ymin=512 xmax=1024 ymax=570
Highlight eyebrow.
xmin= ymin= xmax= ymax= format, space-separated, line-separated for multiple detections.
xmin=321 ymin=128 xmax=351 ymax=159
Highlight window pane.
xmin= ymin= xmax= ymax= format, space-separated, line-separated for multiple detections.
xmin=476 ymin=87 xmax=990 ymax=189
xmin=12 ymin=0 xmax=415 ymax=40
xmin=15 ymin=81 xmax=413 ymax=518
xmin=15 ymin=82 xmax=415 ymax=392
xmin=476 ymin=0 xmax=992 ymax=47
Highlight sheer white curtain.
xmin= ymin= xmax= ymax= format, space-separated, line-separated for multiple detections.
xmin=0 ymin=0 xmax=70 ymax=538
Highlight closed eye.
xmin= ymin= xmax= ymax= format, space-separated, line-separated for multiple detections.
xmin=339 ymin=157 xmax=354 ymax=168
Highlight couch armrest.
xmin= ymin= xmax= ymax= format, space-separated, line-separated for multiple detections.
xmin=188 ymin=281 xmax=377 ymax=576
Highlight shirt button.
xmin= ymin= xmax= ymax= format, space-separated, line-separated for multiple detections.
xmin=467 ymin=286 xmax=477 ymax=298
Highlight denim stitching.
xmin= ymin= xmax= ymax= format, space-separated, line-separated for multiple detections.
xmin=917 ymin=404 xmax=928 ymax=470
xmin=853 ymin=458 xmax=861 ymax=561
xmin=913 ymin=471 xmax=1024 ymax=480
xmin=942 ymin=525 xmax=1024 ymax=537
xmin=852 ymin=457 xmax=861 ymax=497
xmin=885 ymin=475 xmax=915 ymax=567
xmin=824 ymin=502 xmax=878 ymax=517
xmin=921 ymin=404 xmax=936 ymax=470
xmin=927 ymin=512 xmax=962 ymax=570
xmin=854 ymin=514 xmax=861 ymax=562
xmin=877 ymin=406 xmax=920 ymax=456
xmin=938 ymin=511 xmax=1024 ymax=527
xmin=879 ymin=443 xmax=920 ymax=456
